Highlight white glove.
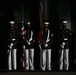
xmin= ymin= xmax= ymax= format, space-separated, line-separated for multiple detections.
xmin=62 ymin=42 xmax=65 ymax=45
xmin=28 ymin=42 xmax=31 ymax=45
xmin=60 ymin=44 xmax=64 ymax=49
xmin=62 ymin=45 xmax=64 ymax=48
xmin=45 ymin=44 xmax=48 ymax=47
xmin=10 ymin=46 xmax=12 ymax=49
xmin=11 ymin=43 xmax=13 ymax=46
xmin=23 ymin=45 xmax=26 ymax=49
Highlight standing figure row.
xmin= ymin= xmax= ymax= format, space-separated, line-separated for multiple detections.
xmin=7 ymin=20 xmax=72 ymax=71
xmin=38 ymin=20 xmax=72 ymax=71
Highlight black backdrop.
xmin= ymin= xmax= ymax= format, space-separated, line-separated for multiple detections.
xmin=0 ymin=0 xmax=75 ymax=71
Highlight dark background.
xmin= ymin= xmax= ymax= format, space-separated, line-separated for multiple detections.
xmin=0 ymin=0 xmax=75 ymax=71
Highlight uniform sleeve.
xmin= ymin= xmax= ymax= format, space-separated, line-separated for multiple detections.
xmin=64 ymin=29 xmax=72 ymax=45
xmin=30 ymin=31 xmax=35 ymax=44
xmin=47 ymin=30 xmax=54 ymax=45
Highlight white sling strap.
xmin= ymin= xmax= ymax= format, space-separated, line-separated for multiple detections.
xmin=46 ymin=30 xmax=50 ymax=43
xmin=29 ymin=31 xmax=33 ymax=42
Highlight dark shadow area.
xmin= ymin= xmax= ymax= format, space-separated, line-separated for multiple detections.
xmin=0 ymin=0 xmax=75 ymax=72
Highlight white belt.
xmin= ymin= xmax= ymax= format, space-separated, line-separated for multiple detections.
xmin=12 ymin=39 xmax=16 ymax=41
xmin=64 ymin=38 xmax=68 ymax=40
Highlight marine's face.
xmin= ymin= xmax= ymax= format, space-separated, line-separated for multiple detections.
xmin=45 ymin=27 xmax=48 ymax=30
xmin=28 ymin=25 xmax=30 ymax=28
xmin=61 ymin=25 xmax=63 ymax=29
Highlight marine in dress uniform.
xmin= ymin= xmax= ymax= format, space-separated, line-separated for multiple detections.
xmin=39 ymin=22 xmax=54 ymax=70
xmin=23 ymin=22 xmax=35 ymax=70
xmin=8 ymin=21 xmax=17 ymax=70
xmin=58 ymin=20 xmax=72 ymax=71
